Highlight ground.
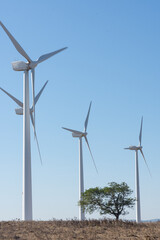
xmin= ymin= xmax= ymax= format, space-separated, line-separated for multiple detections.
xmin=0 ymin=219 xmax=159 ymax=239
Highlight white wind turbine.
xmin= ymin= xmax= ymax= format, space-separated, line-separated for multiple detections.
xmin=62 ymin=102 xmax=98 ymax=221
xmin=124 ymin=117 xmax=151 ymax=223
xmin=0 ymin=80 xmax=48 ymax=164
xmin=0 ymin=81 xmax=48 ymax=220
xmin=0 ymin=21 xmax=67 ymax=133
xmin=0 ymin=21 xmax=67 ymax=220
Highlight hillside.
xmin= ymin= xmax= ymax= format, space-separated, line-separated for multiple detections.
xmin=0 ymin=219 xmax=160 ymax=239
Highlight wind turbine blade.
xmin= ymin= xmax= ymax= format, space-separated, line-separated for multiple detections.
xmin=139 ymin=116 xmax=143 ymax=146
xmin=0 ymin=87 xmax=23 ymax=107
xmin=35 ymin=80 xmax=48 ymax=105
xmin=34 ymin=133 xmax=43 ymax=165
xmin=84 ymin=102 xmax=92 ymax=132
xmin=0 ymin=22 xmax=32 ymax=62
xmin=62 ymin=127 xmax=83 ymax=135
xmin=36 ymin=47 xmax=68 ymax=65
xmin=140 ymin=149 xmax=151 ymax=177
xmin=84 ymin=136 xmax=98 ymax=174
xmin=124 ymin=147 xmax=130 ymax=150
xmin=31 ymin=69 xmax=35 ymax=137
xmin=30 ymin=112 xmax=42 ymax=165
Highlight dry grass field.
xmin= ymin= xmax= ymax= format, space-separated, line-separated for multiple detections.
xmin=0 ymin=219 xmax=160 ymax=240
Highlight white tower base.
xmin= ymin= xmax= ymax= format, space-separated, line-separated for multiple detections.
xmin=22 ymin=70 xmax=32 ymax=221
xmin=79 ymin=137 xmax=85 ymax=220
xmin=135 ymin=150 xmax=141 ymax=223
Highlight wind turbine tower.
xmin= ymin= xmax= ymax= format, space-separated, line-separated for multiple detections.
xmin=0 ymin=22 xmax=67 ymax=220
xmin=62 ymin=102 xmax=98 ymax=220
xmin=124 ymin=117 xmax=151 ymax=223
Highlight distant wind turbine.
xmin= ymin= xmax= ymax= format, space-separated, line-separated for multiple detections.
xmin=124 ymin=117 xmax=151 ymax=223
xmin=0 ymin=21 xmax=67 ymax=220
xmin=62 ymin=102 xmax=98 ymax=220
xmin=0 ymin=80 xmax=48 ymax=164
xmin=0 ymin=81 xmax=48 ymax=218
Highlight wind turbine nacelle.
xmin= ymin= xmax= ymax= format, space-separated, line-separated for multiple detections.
xmin=12 ymin=61 xmax=28 ymax=71
xmin=72 ymin=132 xmax=87 ymax=138
xmin=128 ymin=146 xmax=141 ymax=150
xmin=15 ymin=108 xmax=23 ymax=115
xmin=72 ymin=132 xmax=83 ymax=138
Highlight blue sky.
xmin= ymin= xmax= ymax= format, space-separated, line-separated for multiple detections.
xmin=0 ymin=0 xmax=160 ymax=221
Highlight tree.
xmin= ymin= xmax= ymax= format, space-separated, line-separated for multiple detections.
xmin=79 ymin=182 xmax=135 ymax=220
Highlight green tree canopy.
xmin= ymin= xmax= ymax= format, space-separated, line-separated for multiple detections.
xmin=79 ymin=182 xmax=135 ymax=220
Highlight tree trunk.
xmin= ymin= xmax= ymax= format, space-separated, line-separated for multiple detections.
xmin=116 ymin=215 xmax=119 ymax=221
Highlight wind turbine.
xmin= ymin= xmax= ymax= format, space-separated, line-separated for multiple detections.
xmin=0 ymin=80 xmax=48 ymax=164
xmin=0 ymin=21 xmax=67 ymax=220
xmin=124 ymin=117 xmax=151 ymax=223
xmin=0 ymin=81 xmax=48 ymax=220
xmin=0 ymin=21 xmax=67 ymax=133
xmin=62 ymin=102 xmax=98 ymax=221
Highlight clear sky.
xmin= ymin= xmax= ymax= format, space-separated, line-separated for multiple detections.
xmin=0 ymin=0 xmax=160 ymax=221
